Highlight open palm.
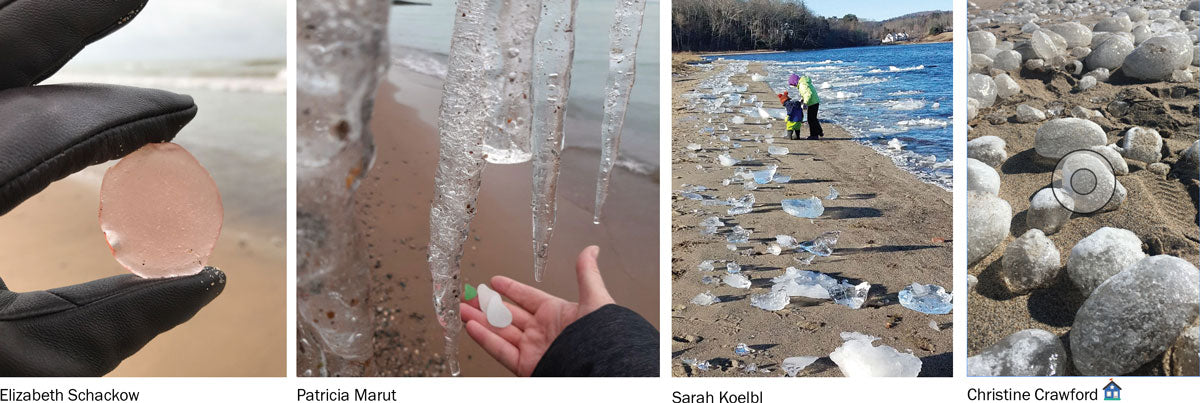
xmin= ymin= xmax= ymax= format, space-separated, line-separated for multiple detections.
xmin=459 ymin=245 xmax=614 ymax=377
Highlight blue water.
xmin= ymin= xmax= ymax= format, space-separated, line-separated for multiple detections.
xmin=710 ymin=43 xmax=953 ymax=189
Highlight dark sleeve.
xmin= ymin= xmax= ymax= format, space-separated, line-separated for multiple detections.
xmin=531 ymin=304 xmax=659 ymax=377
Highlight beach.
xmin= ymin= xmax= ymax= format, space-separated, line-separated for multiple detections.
xmin=965 ymin=3 xmax=1200 ymax=375
xmin=359 ymin=65 xmax=660 ymax=376
xmin=670 ymin=58 xmax=953 ymax=376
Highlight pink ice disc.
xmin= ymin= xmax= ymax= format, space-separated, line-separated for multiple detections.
xmin=99 ymin=143 xmax=223 ymax=278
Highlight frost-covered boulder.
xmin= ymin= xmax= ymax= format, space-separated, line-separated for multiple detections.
xmin=994 ymin=50 xmax=1022 ymax=72
xmin=1027 ymin=30 xmax=1065 ymax=60
xmin=968 ymin=158 xmax=1001 ymax=195
xmin=968 ymin=136 xmax=1007 ymax=167
xmin=1093 ymin=15 xmax=1133 ymax=33
xmin=1071 ymin=255 xmax=1200 ymax=376
xmin=1027 ymin=187 xmax=1073 ymax=235
xmin=968 ymin=191 xmax=1012 ymax=265
xmin=1034 ymin=118 xmax=1107 ymax=160
xmin=1085 ymin=36 xmax=1134 ymax=71
xmin=969 ymin=31 xmax=997 ymax=54
xmin=1001 ymin=229 xmax=1061 ymax=294
xmin=994 ymin=73 xmax=1021 ymax=98
xmin=1016 ymin=104 xmax=1045 ymax=123
xmin=968 ymin=73 xmax=998 ymax=108
xmin=968 ymin=98 xmax=979 ymax=120
xmin=1120 ymin=126 xmax=1163 ymax=164
xmin=1067 ymin=227 xmax=1145 ymax=294
xmin=1049 ymin=22 xmax=1092 ymax=49
xmin=1122 ymin=34 xmax=1194 ymax=82
xmin=968 ymin=329 xmax=1068 ymax=376
xmin=1089 ymin=145 xmax=1128 ymax=176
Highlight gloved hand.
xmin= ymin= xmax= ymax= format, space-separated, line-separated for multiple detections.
xmin=0 ymin=0 xmax=225 ymax=376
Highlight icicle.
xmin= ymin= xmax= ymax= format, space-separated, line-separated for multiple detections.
xmin=483 ymin=0 xmax=544 ymax=164
xmin=428 ymin=0 xmax=506 ymax=376
xmin=592 ymin=0 xmax=647 ymax=224
xmin=530 ymin=0 xmax=579 ymax=282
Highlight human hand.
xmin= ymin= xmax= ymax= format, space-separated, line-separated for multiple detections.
xmin=0 ymin=0 xmax=222 ymax=376
xmin=460 ymin=245 xmax=615 ymax=377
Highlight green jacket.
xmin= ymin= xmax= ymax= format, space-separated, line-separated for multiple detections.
xmin=794 ymin=76 xmax=820 ymax=105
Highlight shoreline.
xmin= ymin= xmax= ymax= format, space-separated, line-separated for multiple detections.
xmin=670 ymin=60 xmax=953 ymax=377
xmin=682 ymin=38 xmax=955 ymax=58
xmin=361 ymin=66 xmax=660 ymax=376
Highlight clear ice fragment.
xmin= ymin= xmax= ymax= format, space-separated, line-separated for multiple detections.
xmin=797 ymin=231 xmax=841 ymax=257
xmin=592 ymin=0 xmax=648 ymax=224
xmin=829 ymin=332 xmax=922 ymax=377
xmin=734 ymin=343 xmax=755 ymax=356
xmin=691 ymin=291 xmax=720 ymax=306
xmin=782 ymin=356 xmax=820 ymax=376
xmin=750 ymin=291 xmax=790 ymax=311
xmin=485 ymin=0 xmax=544 ymax=164
xmin=898 ymin=282 xmax=953 ymax=314
xmin=725 ymin=226 xmax=751 ymax=243
xmin=723 ymin=273 xmax=751 ymax=289
xmin=752 ymin=165 xmax=778 ymax=184
xmin=826 ymin=185 xmax=839 ymax=200
xmin=767 ymin=146 xmax=789 ymax=155
xmin=781 ymin=197 xmax=824 ymax=218
xmin=725 ymin=261 xmax=742 ymax=273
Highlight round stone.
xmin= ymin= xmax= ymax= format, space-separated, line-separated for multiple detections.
xmin=1093 ymin=15 xmax=1133 ymax=33
xmin=1049 ymin=22 xmax=1092 ymax=48
xmin=968 ymin=158 xmax=1001 ymax=195
xmin=1070 ymin=255 xmax=1199 ymax=376
xmin=993 ymin=50 xmax=1022 ymax=72
xmin=1167 ymin=324 xmax=1199 ymax=376
xmin=968 ymin=136 xmax=1007 ymax=167
xmin=1027 ymin=187 xmax=1073 ymax=235
xmin=993 ymin=73 xmax=1020 ymax=99
xmin=1016 ymin=104 xmax=1046 ymax=123
xmin=969 ymin=30 xmax=997 ymax=54
xmin=1120 ymin=126 xmax=1163 ymax=164
xmin=968 ymin=73 xmax=998 ymax=108
xmin=968 ymin=191 xmax=1012 ymax=266
xmin=1001 ymin=229 xmax=1061 ymax=294
xmin=100 ymin=143 xmax=223 ymax=278
xmin=1089 ymin=145 xmax=1128 ymax=176
xmin=1066 ymin=227 xmax=1145 ymax=295
xmin=1035 ymin=118 xmax=1108 ymax=160
xmin=1085 ymin=36 xmax=1134 ymax=72
xmin=1122 ymin=34 xmax=1193 ymax=82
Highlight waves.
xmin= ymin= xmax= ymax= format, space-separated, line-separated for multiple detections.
xmin=867 ymin=65 xmax=925 ymax=73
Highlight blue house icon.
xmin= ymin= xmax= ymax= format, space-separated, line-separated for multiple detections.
xmin=1103 ymin=379 xmax=1121 ymax=401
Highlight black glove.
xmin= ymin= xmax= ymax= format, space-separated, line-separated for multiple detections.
xmin=0 ymin=0 xmax=226 ymax=376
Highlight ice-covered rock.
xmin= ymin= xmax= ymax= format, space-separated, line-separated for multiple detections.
xmin=968 ymin=191 xmax=1012 ymax=265
xmin=968 ymin=136 xmax=1007 ymax=167
xmin=967 ymin=329 xmax=1068 ymax=376
xmin=1078 ymin=75 xmax=1096 ymax=91
xmin=968 ymin=73 xmax=997 ymax=108
xmin=1090 ymin=145 xmax=1128 ymax=176
xmin=782 ymin=197 xmax=824 ymax=218
xmin=898 ymin=283 xmax=953 ymax=314
xmin=829 ymin=332 xmax=922 ymax=377
xmin=1016 ymin=104 xmax=1046 ymax=123
xmin=967 ymin=98 xmax=979 ymax=120
xmin=1027 ymin=187 xmax=1073 ymax=235
xmin=1034 ymin=118 xmax=1107 ymax=160
xmin=1101 ymin=179 xmax=1126 ymax=212
xmin=1085 ymin=36 xmax=1134 ymax=71
xmin=968 ymin=158 xmax=1001 ymax=196
xmin=1084 ymin=67 xmax=1111 ymax=82
xmin=1094 ymin=15 xmax=1133 ymax=33
xmin=994 ymin=50 xmax=1022 ymax=72
xmin=1067 ymin=227 xmax=1145 ymax=295
xmin=1120 ymin=126 xmax=1163 ymax=164
xmin=1123 ymin=34 xmax=1194 ymax=82
xmin=1001 ymin=229 xmax=1061 ymax=294
xmin=750 ymin=290 xmax=789 ymax=311
xmin=1070 ymin=255 xmax=1200 ymax=376
xmin=1050 ymin=22 xmax=1092 ymax=48
xmin=994 ymin=73 xmax=1021 ymax=99
xmin=691 ymin=291 xmax=719 ymax=306
xmin=1029 ymin=30 xmax=1065 ymax=60
xmin=969 ymin=31 xmax=997 ymax=54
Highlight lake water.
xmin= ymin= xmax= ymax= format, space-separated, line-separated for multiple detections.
xmin=711 ymin=42 xmax=953 ymax=189
xmin=387 ymin=0 xmax=661 ymax=168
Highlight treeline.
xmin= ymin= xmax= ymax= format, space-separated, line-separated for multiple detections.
xmin=672 ymin=0 xmax=951 ymax=52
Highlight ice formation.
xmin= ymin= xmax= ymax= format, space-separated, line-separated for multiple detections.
xmin=897 ymin=283 xmax=953 ymax=314
xmin=781 ymin=356 xmax=820 ymax=376
xmin=967 ymin=329 xmax=1068 ymax=376
xmin=592 ymin=0 xmax=648 ymax=224
xmin=484 ymin=0 xmax=544 ymax=164
xmin=828 ymin=332 xmax=922 ymax=377
xmin=297 ymin=0 xmax=390 ymax=377
xmin=691 ymin=291 xmax=720 ymax=306
xmin=781 ymin=197 xmax=824 ymax=218
xmin=531 ymin=0 xmax=580 ymax=282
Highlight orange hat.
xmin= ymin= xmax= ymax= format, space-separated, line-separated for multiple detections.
xmin=776 ymin=92 xmax=788 ymax=104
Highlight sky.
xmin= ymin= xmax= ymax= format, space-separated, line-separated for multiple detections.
xmin=801 ymin=0 xmax=951 ymax=21
xmin=71 ymin=0 xmax=285 ymax=63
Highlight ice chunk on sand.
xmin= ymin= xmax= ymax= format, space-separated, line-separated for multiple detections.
xmin=723 ymin=273 xmax=751 ymax=289
xmin=898 ymin=283 xmax=953 ymax=314
xmin=782 ymin=197 xmax=824 ymax=218
xmin=750 ymin=290 xmax=789 ymax=311
xmin=829 ymin=332 xmax=922 ymax=377
xmin=826 ymin=185 xmax=839 ymax=200
xmin=797 ymin=231 xmax=840 ymax=257
xmin=781 ymin=356 xmax=820 ymax=377
xmin=767 ymin=145 xmax=789 ymax=155
xmin=717 ymin=153 xmax=739 ymax=166
xmin=691 ymin=291 xmax=720 ymax=306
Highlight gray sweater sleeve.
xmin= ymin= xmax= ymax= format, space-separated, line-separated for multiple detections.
xmin=531 ymin=304 xmax=659 ymax=377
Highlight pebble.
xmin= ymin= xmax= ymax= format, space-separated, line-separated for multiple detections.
xmin=967 ymin=329 xmax=1068 ymax=376
xmin=968 ymin=191 xmax=1012 ymax=266
xmin=1070 ymin=255 xmax=1200 ymax=376
xmin=1120 ymin=126 xmax=1163 ymax=164
xmin=968 ymin=158 xmax=1000 ymax=196
xmin=1167 ymin=324 xmax=1199 ymax=376
xmin=1148 ymin=162 xmax=1170 ymax=176
xmin=1034 ymin=118 xmax=1107 ymax=160
xmin=1089 ymin=145 xmax=1128 ymax=176
xmin=1122 ymin=34 xmax=1193 ymax=82
xmin=1026 ymin=187 xmax=1073 ymax=235
xmin=1015 ymin=104 xmax=1045 ymax=123
xmin=967 ymin=274 xmax=978 ymax=291
xmin=1085 ymin=36 xmax=1134 ymax=71
xmin=994 ymin=73 xmax=1021 ymax=99
xmin=1067 ymin=227 xmax=1145 ymax=295
xmin=967 ymin=136 xmax=1007 ymax=167
xmin=968 ymin=73 xmax=998 ymax=108
xmin=1001 ymin=229 xmax=1061 ymax=294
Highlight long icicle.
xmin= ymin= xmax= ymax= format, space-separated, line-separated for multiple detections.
xmin=429 ymin=0 xmax=504 ymax=376
xmin=483 ymin=0 xmax=544 ymax=164
xmin=531 ymin=0 xmax=580 ymax=282
xmin=592 ymin=0 xmax=647 ymax=224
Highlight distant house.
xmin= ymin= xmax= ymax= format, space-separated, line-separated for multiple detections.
xmin=881 ymin=32 xmax=911 ymax=43
xmin=1103 ymin=379 xmax=1121 ymax=401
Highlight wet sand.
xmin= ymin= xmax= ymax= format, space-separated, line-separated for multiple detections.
xmin=0 ymin=167 xmax=286 ymax=376
xmin=670 ymin=58 xmax=953 ymax=377
xmin=965 ymin=8 xmax=1200 ymax=375
xmin=360 ymin=66 xmax=659 ymax=376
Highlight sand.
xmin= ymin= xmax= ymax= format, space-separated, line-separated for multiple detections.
xmin=0 ymin=166 xmax=286 ymax=377
xmin=358 ymin=66 xmax=659 ymax=376
xmin=965 ymin=12 xmax=1200 ymax=375
xmin=670 ymin=58 xmax=953 ymax=377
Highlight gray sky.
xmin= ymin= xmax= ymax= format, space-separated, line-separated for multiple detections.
xmin=72 ymin=0 xmax=285 ymax=63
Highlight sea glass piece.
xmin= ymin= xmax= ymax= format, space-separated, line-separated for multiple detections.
xmin=477 ymin=284 xmax=513 ymax=328
xmin=99 ymin=143 xmax=222 ymax=279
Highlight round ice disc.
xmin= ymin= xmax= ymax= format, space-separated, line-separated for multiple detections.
xmin=99 ymin=143 xmax=223 ymax=278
